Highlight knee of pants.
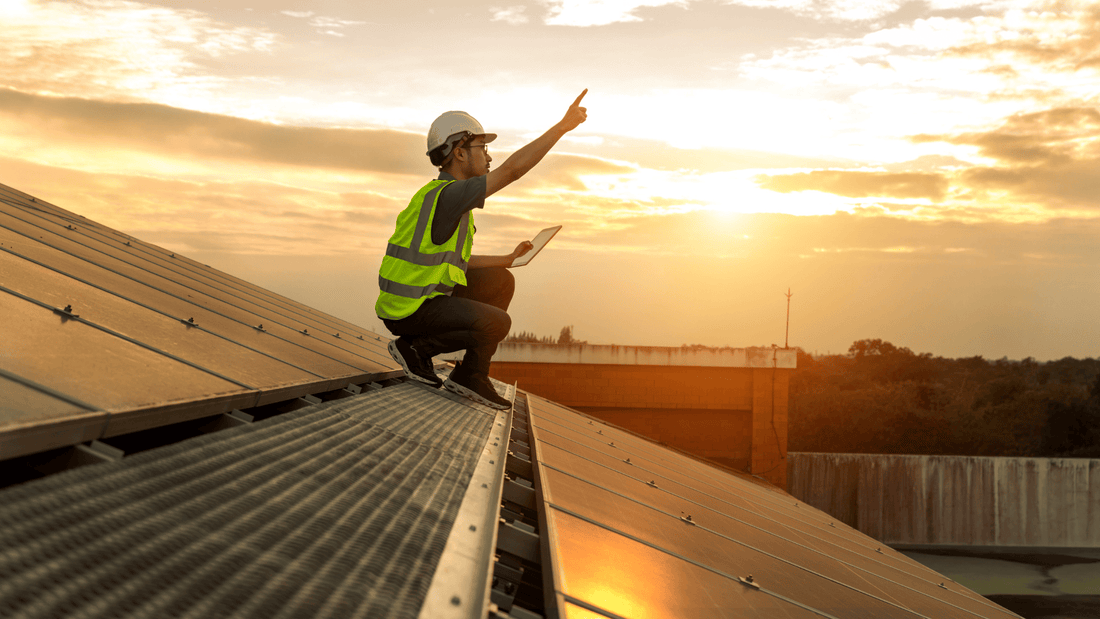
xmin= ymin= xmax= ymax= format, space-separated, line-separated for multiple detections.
xmin=480 ymin=307 xmax=511 ymax=341
xmin=495 ymin=310 xmax=512 ymax=339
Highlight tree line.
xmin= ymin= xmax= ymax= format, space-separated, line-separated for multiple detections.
xmin=790 ymin=339 xmax=1100 ymax=458
xmin=502 ymin=330 xmax=1100 ymax=458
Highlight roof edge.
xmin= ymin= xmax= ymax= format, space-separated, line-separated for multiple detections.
xmin=443 ymin=342 xmax=797 ymax=368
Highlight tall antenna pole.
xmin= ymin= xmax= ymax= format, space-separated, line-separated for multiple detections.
xmin=784 ymin=288 xmax=793 ymax=349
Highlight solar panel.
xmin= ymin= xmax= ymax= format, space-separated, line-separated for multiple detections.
xmin=0 ymin=382 xmax=497 ymax=619
xmin=525 ymin=394 xmax=1021 ymax=619
xmin=0 ymin=182 xmax=400 ymax=460
xmin=0 ymin=181 xmax=1022 ymax=618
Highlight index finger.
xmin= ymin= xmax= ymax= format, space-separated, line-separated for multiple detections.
xmin=572 ymin=88 xmax=588 ymax=107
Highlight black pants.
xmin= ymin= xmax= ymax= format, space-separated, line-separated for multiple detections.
xmin=382 ymin=267 xmax=514 ymax=377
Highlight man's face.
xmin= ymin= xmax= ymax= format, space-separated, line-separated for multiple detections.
xmin=461 ymin=139 xmax=492 ymax=177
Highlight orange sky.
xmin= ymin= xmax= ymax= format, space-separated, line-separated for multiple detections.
xmin=3 ymin=0 xmax=1099 ymax=359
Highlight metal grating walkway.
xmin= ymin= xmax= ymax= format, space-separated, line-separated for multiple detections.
xmin=0 ymin=382 xmax=496 ymax=619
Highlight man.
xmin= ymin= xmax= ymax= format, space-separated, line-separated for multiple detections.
xmin=376 ymin=90 xmax=589 ymax=409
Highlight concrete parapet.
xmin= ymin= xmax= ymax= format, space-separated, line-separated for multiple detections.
xmin=482 ymin=345 xmax=794 ymax=490
xmin=789 ymin=453 xmax=1100 ymax=547
xmin=442 ymin=342 xmax=796 ymax=368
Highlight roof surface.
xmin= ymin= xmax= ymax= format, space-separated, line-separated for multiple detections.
xmin=0 ymin=381 xmax=496 ymax=619
xmin=0 ymin=182 xmax=399 ymax=460
xmin=0 ymin=182 xmax=1020 ymax=619
xmin=525 ymin=394 xmax=1022 ymax=619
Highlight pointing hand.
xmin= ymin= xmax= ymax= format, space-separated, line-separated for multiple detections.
xmin=560 ymin=89 xmax=588 ymax=132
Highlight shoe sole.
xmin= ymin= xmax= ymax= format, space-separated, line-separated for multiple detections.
xmin=444 ymin=378 xmax=510 ymax=410
xmin=388 ymin=340 xmax=442 ymax=387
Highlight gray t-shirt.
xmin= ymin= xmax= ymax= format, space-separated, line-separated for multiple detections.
xmin=431 ymin=171 xmax=485 ymax=246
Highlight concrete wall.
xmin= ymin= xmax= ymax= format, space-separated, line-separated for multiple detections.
xmin=481 ymin=344 xmax=794 ymax=489
xmin=789 ymin=453 xmax=1100 ymax=547
xmin=474 ymin=342 xmax=796 ymax=369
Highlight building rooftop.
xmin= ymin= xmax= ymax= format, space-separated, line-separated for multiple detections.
xmin=0 ymin=181 xmax=1021 ymax=618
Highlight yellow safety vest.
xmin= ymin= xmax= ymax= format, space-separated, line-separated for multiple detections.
xmin=376 ymin=179 xmax=475 ymax=320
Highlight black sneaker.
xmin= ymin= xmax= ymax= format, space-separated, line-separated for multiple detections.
xmin=388 ymin=338 xmax=442 ymax=388
xmin=444 ymin=372 xmax=510 ymax=410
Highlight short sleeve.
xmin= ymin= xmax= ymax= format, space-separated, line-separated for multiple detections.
xmin=431 ymin=175 xmax=486 ymax=246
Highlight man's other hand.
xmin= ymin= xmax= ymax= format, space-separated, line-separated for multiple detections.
xmin=511 ymin=240 xmax=535 ymax=261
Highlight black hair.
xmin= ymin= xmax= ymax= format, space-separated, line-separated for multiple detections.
xmin=428 ymin=133 xmax=473 ymax=167
xmin=428 ymin=145 xmax=448 ymax=167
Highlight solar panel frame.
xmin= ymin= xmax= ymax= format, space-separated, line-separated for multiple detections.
xmin=0 ymin=189 xmax=378 ymax=344
xmin=523 ymin=393 xmax=1023 ymax=619
xmin=0 ymin=184 xmax=407 ymax=460
xmin=0 ymin=204 xmax=394 ymax=373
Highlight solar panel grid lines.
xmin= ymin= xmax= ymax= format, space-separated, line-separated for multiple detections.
xmin=528 ymin=409 xmax=829 ymax=541
xmin=528 ymin=400 xmax=853 ymax=615
xmin=0 ymin=280 xmax=381 ymax=459
xmin=527 ymin=396 xmax=912 ymax=560
xmin=0 ymin=183 xmax=414 ymax=461
xmin=0 ymin=242 xmax=332 ymax=382
xmin=0 ymin=185 xmax=376 ymax=345
xmin=0 ymin=211 xmax=396 ymax=372
xmin=0 ymin=282 xmax=259 ymax=392
xmin=540 ymin=463 xmax=1007 ymax=619
xmin=0 ymin=382 xmax=496 ymax=619
xmin=0 ymin=198 xmax=393 ymax=371
xmin=527 ymin=394 xmax=789 ymax=502
xmin=0 ymin=214 xmax=392 ymax=376
xmin=538 ymin=484 xmax=836 ymax=617
xmin=0 ymin=367 xmax=102 ymax=413
xmin=0 ymin=370 xmax=109 ymax=461
xmin=0 ymin=288 xmax=250 ymax=409
xmin=523 ymin=395 xmax=1022 ymax=619
xmin=529 ymin=418 xmax=977 ymax=599
xmin=0 ymin=223 xmax=383 ymax=379
xmin=550 ymin=506 xmax=847 ymax=619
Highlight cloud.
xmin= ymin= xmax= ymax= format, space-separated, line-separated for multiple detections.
xmin=280 ymin=10 xmax=367 ymax=35
xmin=518 ymin=153 xmax=636 ymax=191
xmin=0 ymin=88 xmax=427 ymax=176
xmin=735 ymin=3 xmax=1099 ymax=145
xmin=753 ymin=105 xmax=1100 ymax=215
xmin=913 ymin=107 xmax=1100 ymax=209
xmin=491 ymin=6 xmax=531 ymax=24
xmin=757 ymin=170 xmax=950 ymax=200
xmin=0 ymin=0 xmax=277 ymax=104
xmin=943 ymin=5 xmax=1100 ymax=71
xmin=537 ymin=0 xmax=989 ymax=26
xmin=540 ymin=0 xmax=688 ymax=26
xmin=2 ymin=155 xmax=399 ymax=256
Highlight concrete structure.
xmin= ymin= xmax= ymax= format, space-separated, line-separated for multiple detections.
xmin=788 ymin=453 xmax=1100 ymax=617
xmin=789 ymin=452 xmax=1100 ymax=547
xmin=449 ymin=342 xmax=796 ymax=489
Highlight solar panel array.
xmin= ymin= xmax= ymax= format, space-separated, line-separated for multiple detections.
xmin=0 ymin=380 xmax=500 ymax=619
xmin=0 ymin=182 xmax=398 ymax=460
xmin=0 ymin=181 xmax=1022 ymax=618
xmin=524 ymin=393 xmax=1023 ymax=619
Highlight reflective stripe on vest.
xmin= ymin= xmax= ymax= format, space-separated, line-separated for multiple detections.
xmin=375 ymin=180 xmax=474 ymax=320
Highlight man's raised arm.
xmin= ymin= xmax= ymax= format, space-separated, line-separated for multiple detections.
xmin=484 ymin=89 xmax=589 ymax=198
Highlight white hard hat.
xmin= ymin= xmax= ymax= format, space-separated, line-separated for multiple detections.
xmin=426 ymin=111 xmax=497 ymax=158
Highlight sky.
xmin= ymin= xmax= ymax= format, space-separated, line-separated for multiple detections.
xmin=2 ymin=0 xmax=1099 ymax=361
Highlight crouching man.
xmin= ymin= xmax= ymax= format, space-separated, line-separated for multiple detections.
xmin=376 ymin=90 xmax=589 ymax=409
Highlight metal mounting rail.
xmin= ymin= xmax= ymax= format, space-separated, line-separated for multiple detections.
xmin=418 ymin=380 xmax=517 ymax=619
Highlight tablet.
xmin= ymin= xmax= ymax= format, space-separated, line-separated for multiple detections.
xmin=511 ymin=225 xmax=562 ymax=267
